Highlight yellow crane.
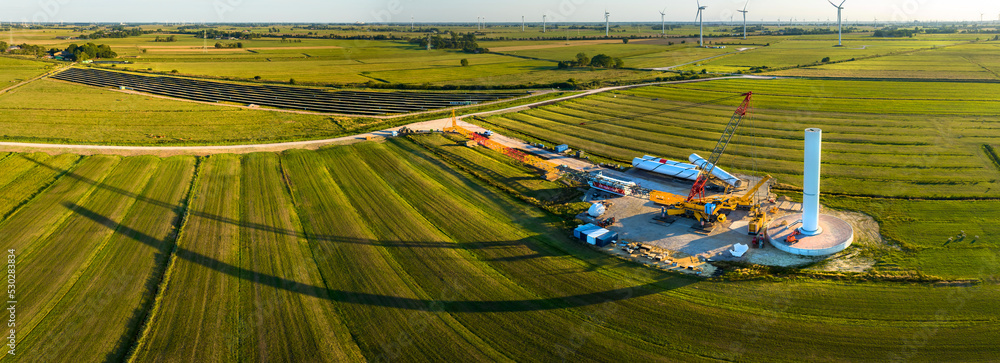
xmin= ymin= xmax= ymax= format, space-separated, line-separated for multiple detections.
xmin=664 ymin=174 xmax=772 ymax=226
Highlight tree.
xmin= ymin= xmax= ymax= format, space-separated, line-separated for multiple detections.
xmin=613 ymin=58 xmax=625 ymax=68
xmin=589 ymin=54 xmax=614 ymax=68
xmin=254 ymin=75 xmax=262 ymax=80
xmin=575 ymin=52 xmax=590 ymax=67
xmin=215 ymin=42 xmax=223 ymax=49
xmin=289 ymin=78 xmax=296 ymax=85
xmin=0 ymin=41 xmax=7 ymax=53
xmin=622 ymin=38 xmax=629 ymax=44
xmin=821 ymin=57 xmax=831 ymax=63
xmin=460 ymin=58 xmax=469 ymax=67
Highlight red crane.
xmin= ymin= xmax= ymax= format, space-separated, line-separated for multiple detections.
xmin=686 ymin=91 xmax=754 ymax=201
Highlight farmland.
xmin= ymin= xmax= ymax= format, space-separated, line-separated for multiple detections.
xmin=0 ymin=140 xmax=997 ymax=361
xmin=3 ymin=20 xmax=1000 ymax=362
xmin=0 ymin=73 xmax=568 ymax=145
xmin=0 ymin=57 xmax=55 ymax=88
xmin=474 ymin=77 xmax=1000 ymax=199
xmin=53 ymin=68 xmax=524 ymax=116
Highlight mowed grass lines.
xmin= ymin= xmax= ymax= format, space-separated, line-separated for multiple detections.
xmin=237 ymin=152 xmax=361 ymax=362
xmin=475 ymin=78 xmax=1000 ymax=198
xmin=0 ymin=144 xmax=997 ymax=360
xmin=773 ymin=42 xmax=1000 ymax=80
xmin=15 ymin=156 xmax=195 ymax=362
xmin=130 ymin=154 xmax=242 ymax=362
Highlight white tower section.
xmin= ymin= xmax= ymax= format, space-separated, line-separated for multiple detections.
xmin=799 ymin=128 xmax=823 ymax=235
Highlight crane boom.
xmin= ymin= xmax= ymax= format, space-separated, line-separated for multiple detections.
xmin=687 ymin=91 xmax=753 ymax=201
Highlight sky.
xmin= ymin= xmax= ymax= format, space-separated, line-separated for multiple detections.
xmin=2 ymin=0 xmax=999 ymax=24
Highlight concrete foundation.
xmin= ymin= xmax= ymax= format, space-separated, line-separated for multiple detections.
xmin=767 ymin=214 xmax=854 ymax=256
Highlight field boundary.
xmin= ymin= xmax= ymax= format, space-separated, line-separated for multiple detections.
xmin=123 ymin=156 xmax=202 ymax=362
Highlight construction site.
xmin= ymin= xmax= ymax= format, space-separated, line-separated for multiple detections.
xmin=442 ymin=92 xmax=858 ymax=276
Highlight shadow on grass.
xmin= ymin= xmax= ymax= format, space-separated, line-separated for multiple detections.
xmin=24 ymin=152 xmax=697 ymax=361
xmin=64 ymin=201 xmax=695 ymax=312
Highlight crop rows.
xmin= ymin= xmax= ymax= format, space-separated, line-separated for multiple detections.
xmin=1 ymin=140 xmax=999 ymax=361
xmin=476 ymin=80 xmax=1000 ymax=198
xmin=52 ymin=68 xmax=522 ymax=115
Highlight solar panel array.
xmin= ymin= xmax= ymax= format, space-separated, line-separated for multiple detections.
xmin=52 ymin=68 xmax=524 ymax=116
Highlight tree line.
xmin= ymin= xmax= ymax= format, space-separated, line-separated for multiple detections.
xmin=409 ymin=32 xmax=488 ymax=53
xmin=557 ymin=52 xmax=625 ymax=69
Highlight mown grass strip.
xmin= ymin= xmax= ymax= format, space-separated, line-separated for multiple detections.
xmin=129 ymin=154 xmax=242 ymax=362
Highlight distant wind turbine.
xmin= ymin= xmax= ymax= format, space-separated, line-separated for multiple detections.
xmin=604 ymin=9 xmax=610 ymax=37
xmin=659 ymin=8 xmax=667 ymax=36
xmin=696 ymin=0 xmax=707 ymax=47
xmin=738 ymin=1 xmax=749 ymax=39
xmin=543 ymin=14 xmax=547 ymax=33
xmin=828 ymin=0 xmax=846 ymax=46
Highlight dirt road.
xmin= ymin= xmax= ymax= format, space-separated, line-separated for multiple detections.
xmin=0 ymin=75 xmax=771 ymax=156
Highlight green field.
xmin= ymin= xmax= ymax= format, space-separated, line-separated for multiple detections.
xmin=0 ymin=57 xmax=55 ymax=87
xmin=4 ymin=22 xmax=1000 ymax=361
xmin=0 ymin=140 xmax=998 ymax=361
xmin=774 ymin=42 xmax=1000 ymax=80
xmin=0 ymin=76 xmax=571 ymax=145
xmin=475 ymin=77 xmax=1000 ymax=199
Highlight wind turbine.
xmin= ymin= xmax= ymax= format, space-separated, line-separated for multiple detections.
xmin=696 ymin=0 xmax=707 ymax=47
xmin=477 ymin=16 xmax=481 ymax=30
xmin=738 ymin=1 xmax=749 ymax=39
xmin=604 ymin=9 xmax=610 ymax=37
xmin=659 ymin=8 xmax=667 ymax=36
xmin=543 ymin=14 xmax=547 ymax=33
xmin=829 ymin=0 xmax=846 ymax=46
xmin=522 ymin=16 xmax=525 ymax=32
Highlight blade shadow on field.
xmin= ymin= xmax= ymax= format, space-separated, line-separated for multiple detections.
xmin=63 ymin=201 xmax=696 ymax=312
xmin=24 ymin=154 xmax=547 ymax=250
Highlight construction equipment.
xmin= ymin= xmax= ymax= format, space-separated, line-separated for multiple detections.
xmin=687 ymin=91 xmax=753 ymax=201
xmin=666 ymin=174 xmax=771 ymax=227
xmin=661 ymin=91 xmax=763 ymax=228
xmin=748 ymin=203 xmax=769 ymax=235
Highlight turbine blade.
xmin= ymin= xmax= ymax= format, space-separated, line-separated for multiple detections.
xmin=838 ymin=0 xmax=846 ymax=7
xmin=743 ymin=0 xmax=749 ymax=11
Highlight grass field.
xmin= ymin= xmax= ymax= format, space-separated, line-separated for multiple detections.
xmin=0 ymin=77 xmax=570 ymax=145
xmin=773 ymin=41 xmax=1000 ymax=80
xmin=474 ymin=77 xmax=1000 ymax=199
xmin=0 ymin=57 xmax=54 ymax=87
xmin=4 ymin=23 xmax=1000 ymax=361
xmin=0 ymin=140 xmax=998 ymax=361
